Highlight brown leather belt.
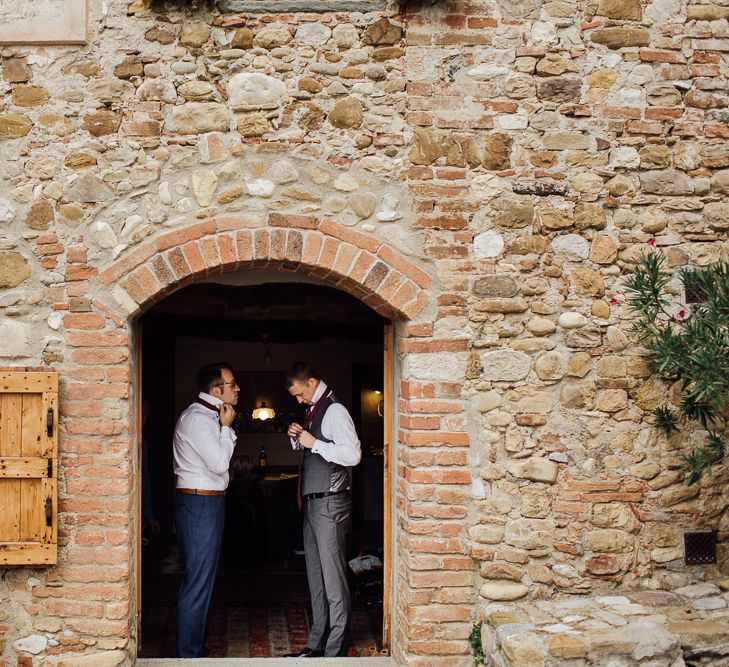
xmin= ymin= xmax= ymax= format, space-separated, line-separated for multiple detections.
xmin=177 ymin=488 xmax=226 ymax=496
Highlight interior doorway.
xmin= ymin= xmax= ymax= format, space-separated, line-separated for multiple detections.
xmin=136 ymin=276 xmax=391 ymax=658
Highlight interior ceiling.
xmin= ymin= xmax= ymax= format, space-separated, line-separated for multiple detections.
xmin=140 ymin=282 xmax=387 ymax=344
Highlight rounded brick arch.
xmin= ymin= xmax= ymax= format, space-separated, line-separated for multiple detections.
xmin=98 ymin=214 xmax=431 ymax=320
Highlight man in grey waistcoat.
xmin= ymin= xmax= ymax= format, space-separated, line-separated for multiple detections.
xmin=284 ymin=361 xmax=361 ymax=658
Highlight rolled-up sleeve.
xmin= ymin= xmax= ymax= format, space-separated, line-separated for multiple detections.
xmin=312 ymin=404 xmax=361 ymax=467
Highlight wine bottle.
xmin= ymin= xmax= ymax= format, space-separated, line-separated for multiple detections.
xmin=259 ymin=445 xmax=267 ymax=478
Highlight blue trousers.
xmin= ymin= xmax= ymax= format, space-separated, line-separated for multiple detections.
xmin=174 ymin=492 xmax=225 ymax=658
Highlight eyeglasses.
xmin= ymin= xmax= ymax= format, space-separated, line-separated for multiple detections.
xmin=214 ymin=380 xmax=239 ymax=389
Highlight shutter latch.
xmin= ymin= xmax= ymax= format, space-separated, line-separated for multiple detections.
xmin=47 ymin=459 xmax=53 ymax=477
xmin=46 ymin=408 xmax=54 ymax=437
xmin=45 ymin=497 xmax=53 ymax=526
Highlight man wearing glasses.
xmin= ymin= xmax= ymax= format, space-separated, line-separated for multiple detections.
xmin=172 ymin=362 xmax=239 ymax=658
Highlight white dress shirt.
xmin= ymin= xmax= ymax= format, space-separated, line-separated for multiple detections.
xmin=173 ymin=392 xmax=237 ymax=491
xmin=290 ymin=381 xmax=362 ymax=468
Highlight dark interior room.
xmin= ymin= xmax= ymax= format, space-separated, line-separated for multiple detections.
xmin=138 ymin=278 xmax=388 ymax=658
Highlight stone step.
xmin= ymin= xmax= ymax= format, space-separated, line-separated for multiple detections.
xmin=138 ymin=658 xmax=396 ymax=666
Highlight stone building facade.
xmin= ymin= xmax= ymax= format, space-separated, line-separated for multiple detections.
xmin=1 ymin=0 xmax=729 ymax=664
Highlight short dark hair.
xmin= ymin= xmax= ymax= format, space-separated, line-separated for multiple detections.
xmin=196 ymin=362 xmax=233 ymax=393
xmin=285 ymin=361 xmax=320 ymax=387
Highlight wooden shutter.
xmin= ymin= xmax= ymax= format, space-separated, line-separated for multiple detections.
xmin=0 ymin=370 xmax=58 ymax=566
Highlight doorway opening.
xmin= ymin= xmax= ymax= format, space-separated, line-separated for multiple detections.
xmin=136 ymin=276 xmax=391 ymax=658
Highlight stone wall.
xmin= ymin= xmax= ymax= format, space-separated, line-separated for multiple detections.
xmin=0 ymin=0 xmax=728 ymax=664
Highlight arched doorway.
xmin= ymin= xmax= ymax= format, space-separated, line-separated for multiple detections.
xmin=93 ymin=218 xmax=432 ymax=660
xmin=137 ymin=276 xmax=390 ymax=657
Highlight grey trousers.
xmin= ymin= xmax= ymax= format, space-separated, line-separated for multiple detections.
xmin=303 ymin=492 xmax=352 ymax=657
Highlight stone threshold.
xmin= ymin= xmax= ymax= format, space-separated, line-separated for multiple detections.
xmin=138 ymin=658 xmax=396 ymax=666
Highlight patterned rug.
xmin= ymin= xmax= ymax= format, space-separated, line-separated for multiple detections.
xmin=139 ymin=603 xmax=382 ymax=658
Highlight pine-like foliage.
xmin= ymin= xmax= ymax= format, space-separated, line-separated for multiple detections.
xmin=625 ymin=252 xmax=728 ymax=485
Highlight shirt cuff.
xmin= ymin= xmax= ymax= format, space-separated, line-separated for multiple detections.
xmin=221 ymin=425 xmax=236 ymax=441
xmin=311 ymin=439 xmax=325 ymax=456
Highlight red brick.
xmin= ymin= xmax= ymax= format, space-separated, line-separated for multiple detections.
xmin=318 ymin=237 xmax=339 ymax=270
xmin=218 ymin=234 xmax=238 ymax=267
xmin=349 ymin=251 xmax=377 ymax=284
xmin=401 ymin=399 xmax=464 ymax=414
xmin=167 ymin=247 xmax=192 ymax=279
xmin=66 ymin=265 xmax=98 ymax=281
xmin=467 ymin=17 xmax=497 ymax=28
xmin=71 ymin=348 xmax=129 ymax=366
xmin=268 ymin=213 xmax=319 ymax=229
xmin=407 ymin=504 xmax=467 ymax=519
xmin=408 ymin=605 xmax=469 ymax=623
xmin=253 ymin=228 xmax=270 ymax=259
xmin=391 ymin=280 xmax=418 ymax=311
xmin=156 ymin=220 xmax=215 ymax=251
xmin=403 ymin=322 xmax=434 ymax=337
xmin=409 ymin=570 xmax=472 ymax=587
xmin=376 ymin=269 xmax=404 ymax=302
xmin=65 ymin=618 xmax=130 ymax=637
xmin=301 ymin=232 xmax=322 ymax=266
xmin=331 ymin=242 xmax=358 ymax=277
xmin=416 ymin=215 xmax=469 ymax=230
xmin=645 ymin=107 xmax=684 ymax=120
xmin=378 ymin=245 xmax=432 ymax=288
xmin=406 ymin=113 xmax=433 ymax=127
xmin=63 ymin=313 xmax=105 ymax=330
xmin=408 ymin=639 xmax=470 ymax=655
xmin=399 ymin=339 xmax=468 ymax=354
xmin=401 ymin=431 xmax=470 ymax=447
xmin=400 ymin=415 xmax=441 ymax=430
xmin=626 ymin=120 xmax=665 ymax=135
xmin=134 ymin=264 xmax=162 ymax=298
xmin=182 ymin=241 xmax=207 ymax=274
xmin=320 ymin=218 xmax=382 ymax=253
xmin=56 ymin=564 xmax=128 ymax=583
xmin=600 ymin=106 xmax=642 ymax=119
xmin=199 ymin=236 xmax=221 ymax=267
xmin=640 ymin=50 xmax=685 ymax=63
xmin=67 ymin=332 xmax=129 ymax=347
xmin=694 ymin=51 xmax=721 ymax=63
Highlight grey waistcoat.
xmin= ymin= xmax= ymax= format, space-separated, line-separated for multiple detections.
xmin=302 ymin=394 xmax=349 ymax=496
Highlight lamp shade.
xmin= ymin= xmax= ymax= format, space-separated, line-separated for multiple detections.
xmin=252 ymin=401 xmax=276 ymax=421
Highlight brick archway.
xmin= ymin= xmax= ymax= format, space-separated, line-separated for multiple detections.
xmin=83 ymin=213 xmax=435 ymax=661
xmin=98 ymin=214 xmax=431 ymax=320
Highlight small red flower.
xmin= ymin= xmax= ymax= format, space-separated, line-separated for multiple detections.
xmin=679 ymin=310 xmax=686 ymax=318
xmin=610 ymin=298 xmax=618 ymax=305
xmin=671 ymin=316 xmax=676 ymax=322
xmin=647 ymin=238 xmax=655 ymax=246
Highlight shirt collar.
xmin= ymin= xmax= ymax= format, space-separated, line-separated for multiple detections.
xmin=199 ymin=391 xmax=223 ymax=407
xmin=311 ymin=380 xmax=328 ymax=404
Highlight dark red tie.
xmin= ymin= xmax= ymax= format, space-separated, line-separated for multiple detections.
xmin=296 ymin=406 xmax=312 ymax=511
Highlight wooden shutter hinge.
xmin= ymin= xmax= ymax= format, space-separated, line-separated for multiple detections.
xmin=47 ymin=458 xmax=53 ymax=477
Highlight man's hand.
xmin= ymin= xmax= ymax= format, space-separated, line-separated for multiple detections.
xmin=220 ymin=403 xmax=236 ymax=427
xmin=287 ymin=422 xmax=315 ymax=449
xmin=288 ymin=422 xmax=303 ymax=439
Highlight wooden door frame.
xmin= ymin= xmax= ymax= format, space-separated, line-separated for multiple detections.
xmin=135 ymin=323 xmax=143 ymax=644
xmin=134 ymin=320 xmax=396 ymax=654
xmin=382 ymin=322 xmax=393 ymax=652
